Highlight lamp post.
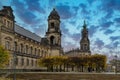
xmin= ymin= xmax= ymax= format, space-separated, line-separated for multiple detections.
xmin=114 ymin=55 xmax=117 ymax=74
xmin=13 ymin=52 xmax=16 ymax=80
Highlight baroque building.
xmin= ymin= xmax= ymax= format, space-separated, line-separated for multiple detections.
xmin=0 ymin=6 xmax=62 ymax=69
xmin=65 ymin=21 xmax=91 ymax=57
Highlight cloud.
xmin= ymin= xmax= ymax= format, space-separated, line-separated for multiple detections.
xmin=89 ymin=25 xmax=98 ymax=37
xmin=114 ymin=18 xmax=120 ymax=23
xmin=56 ymin=4 xmax=73 ymax=19
xmin=94 ymin=38 xmax=104 ymax=49
xmin=33 ymin=24 xmax=46 ymax=37
xmin=71 ymin=33 xmax=80 ymax=41
xmin=12 ymin=0 xmax=39 ymax=25
xmin=100 ymin=21 xmax=113 ymax=30
xmin=113 ymin=41 xmax=119 ymax=48
xmin=25 ymin=0 xmax=45 ymax=13
xmin=79 ymin=3 xmax=91 ymax=20
xmin=104 ymin=29 xmax=115 ymax=35
xmin=100 ymin=0 xmax=120 ymax=19
xmin=87 ymin=0 xmax=97 ymax=5
xmin=110 ymin=36 xmax=120 ymax=41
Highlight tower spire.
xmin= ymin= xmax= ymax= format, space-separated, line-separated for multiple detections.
xmin=83 ymin=20 xmax=86 ymax=28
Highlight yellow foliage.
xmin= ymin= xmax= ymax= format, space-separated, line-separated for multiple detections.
xmin=0 ymin=45 xmax=10 ymax=68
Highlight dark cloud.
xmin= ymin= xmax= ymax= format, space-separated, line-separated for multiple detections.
xmin=100 ymin=0 xmax=120 ymax=19
xmin=33 ymin=24 xmax=46 ymax=37
xmin=61 ymin=22 xmax=69 ymax=35
xmin=100 ymin=21 xmax=113 ymax=30
xmin=110 ymin=36 xmax=120 ymax=41
xmin=71 ymin=33 xmax=80 ymax=41
xmin=25 ymin=0 xmax=45 ymax=13
xmin=79 ymin=3 xmax=90 ymax=14
xmin=56 ymin=4 xmax=73 ymax=19
xmin=48 ymin=0 xmax=56 ymax=6
xmin=87 ymin=0 xmax=97 ymax=5
xmin=12 ymin=0 xmax=38 ymax=24
xmin=114 ymin=18 xmax=120 ymax=23
xmin=79 ymin=3 xmax=91 ymax=20
xmin=89 ymin=25 xmax=98 ymax=37
xmin=113 ymin=41 xmax=119 ymax=48
xmin=104 ymin=29 xmax=115 ymax=35
xmin=94 ymin=38 xmax=104 ymax=49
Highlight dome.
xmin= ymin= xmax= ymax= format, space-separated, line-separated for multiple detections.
xmin=48 ymin=8 xmax=60 ymax=20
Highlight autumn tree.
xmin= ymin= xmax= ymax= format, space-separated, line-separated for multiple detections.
xmin=0 ymin=45 xmax=10 ymax=68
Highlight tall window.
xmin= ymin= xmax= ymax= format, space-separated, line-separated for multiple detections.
xmin=50 ymin=36 xmax=55 ymax=45
xmin=14 ymin=42 xmax=17 ymax=51
xmin=20 ymin=44 xmax=23 ymax=53
xmin=27 ymin=59 xmax=29 ymax=66
xmin=31 ymin=60 xmax=33 ymax=66
xmin=38 ymin=49 xmax=40 ymax=56
xmin=16 ymin=57 xmax=18 ymax=66
xmin=51 ymin=22 xmax=54 ymax=28
xmin=35 ymin=48 xmax=37 ymax=55
xmin=21 ymin=58 xmax=24 ymax=66
xmin=84 ymin=44 xmax=88 ymax=50
xmin=26 ymin=45 xmax=28 ymax=54
xmin=30 ymin=46 xmax=33 ymax=54
xmin=5 ymin=41 xmax=10 ymax=50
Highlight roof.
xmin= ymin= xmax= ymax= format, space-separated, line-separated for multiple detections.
xmin=14 ymin=24 xmax=41 ymax=42
xmin=48 ymin=8 xmax=60 ymax=20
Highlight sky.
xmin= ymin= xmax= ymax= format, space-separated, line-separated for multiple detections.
xmin=0 ymin=0 xmax=120 ymax=60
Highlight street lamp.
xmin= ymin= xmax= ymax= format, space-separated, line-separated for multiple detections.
xmin=114 ymin=55 xmax=117 ymax=74
xmin=13 ymin=52 xmax=16 ymax=80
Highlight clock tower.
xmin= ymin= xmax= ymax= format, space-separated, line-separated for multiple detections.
xmin=46 ymin=8 xmax=62 ymax=56
xmin=80 ymin=21 xmax=91 ymax=53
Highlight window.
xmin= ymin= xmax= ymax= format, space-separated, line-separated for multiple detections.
xmin=27 ymin=59 xmax=29 ymax=66
xmin=20 ymin=44 xmax=23 ymax=53
xmin=31 ymin=60 xmax=33 ymax=66
xmin=15 ymin=57 xmax=18 ymax=65
xmin=35 ymin=48 xmax=36 ymax=54
xmin=84 ymin=44 xmax=88 ymax=50
xmin=5 ymin=41 xmax=10 ymax=50
xmin=26 ymin=45 xmax=28 ymax=54
xmin=51 ymin=22 xmax=54 ymax=28
xmin=7 ymin=21 xmax=9 ymax=27
xmin=30 ymin=47 xmax=33 ymax=54
xmin=50 ymin=36 xmax=55 ymax=45
xmin=21 ymin=58 xmax=24 ymax=66
xmin=14 ymin=42 xmax=17 ymax=51
xmin=38 ymin=49 xmax=40 ymax=56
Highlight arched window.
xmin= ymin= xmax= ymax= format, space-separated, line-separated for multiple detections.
xmin=30 ymin=46 xmax=33 ymax=54
xmin=20 ymin=43 xmax=23 ymax=53
xmin=15 ymin=57 xmax=18 ymax=65
xmin=26 ymin=45 xmax=28 ymax=54
xmin=38 ymin=49 xmax=40 ymax=56
xmin=14 ymin=42 xmax=17 ymax=51
xmin=31 ymin=59 xmax=33 ymax=66
xmin=35 ymin=48 xmax=37 ymax=55
xmin=51 ymin=22 xmax=54 ymax=28
xmin=50 ymin=36 xmax=55 ymax=45
xmin=21 ymin=58 xmax=24 ymax=66
xmin=27 ymin=59 xmax=29 ymax=66
xmin=5 ymin=41 xmax=10 ymax=50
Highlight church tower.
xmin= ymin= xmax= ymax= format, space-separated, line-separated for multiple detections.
xmin=80 ymin=21 xmax=91 ymax=53
xmin=46 ymin=8 xmax=62 ymax=56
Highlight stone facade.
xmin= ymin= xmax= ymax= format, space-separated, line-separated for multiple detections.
xmin=65 ymin=21 xmax=91 ymax=57
xmin=0 ymin=6 xmax=62 ymax=69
